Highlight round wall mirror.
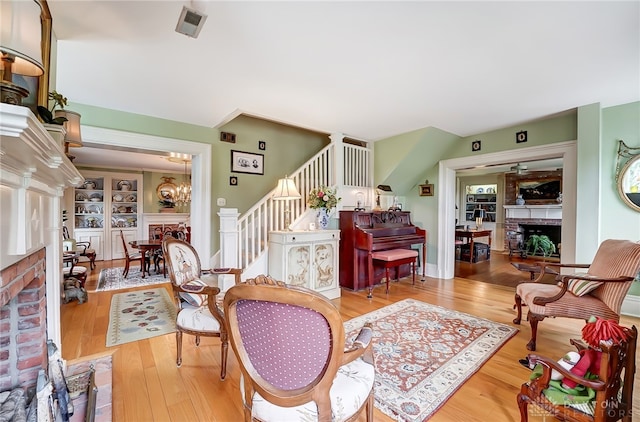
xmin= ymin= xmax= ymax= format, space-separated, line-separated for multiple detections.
xmin=617 ymin=155 xmax=640 ymax=212
xmin=157 ymin=178 xmax=177 ymax=203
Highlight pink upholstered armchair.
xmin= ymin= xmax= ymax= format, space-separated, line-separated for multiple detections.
xmin=514 ymin=239 xmax=640 ymax=351
xmin=223 ymin=275 xmax=376 ymax=422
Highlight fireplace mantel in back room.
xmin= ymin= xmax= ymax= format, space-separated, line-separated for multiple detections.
xmin=504 ymin=204 xmax=562 ymax=220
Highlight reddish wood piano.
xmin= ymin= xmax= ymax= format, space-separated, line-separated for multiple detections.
xmin=339 ymin=210 xmax=427 ymax=292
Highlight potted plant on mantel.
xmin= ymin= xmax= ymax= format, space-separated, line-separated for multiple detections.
xmin=37 ymin=90 xmax=68 ymax=147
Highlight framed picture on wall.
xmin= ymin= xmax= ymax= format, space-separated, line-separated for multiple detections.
xmin=419 ymin=184 xmax=434 ymax=196
xmin=231 ymin=150 xmax=264 ymax=175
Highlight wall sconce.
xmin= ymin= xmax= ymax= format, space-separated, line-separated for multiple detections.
xmin=0 ymin=0 xmax=45 ymax=105
xmin=473 ymin=208 xmax=485 ymax=230
xmin=54 ymin=110 xmax=83 ymax=161
xmin=273 ymin=176 xmax=301 ymax=231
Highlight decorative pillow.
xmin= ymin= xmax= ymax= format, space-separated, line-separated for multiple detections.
xmin=566 ymin=274 xmax=603 ymax=296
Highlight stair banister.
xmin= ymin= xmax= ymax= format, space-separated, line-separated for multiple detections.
xmin=223 ymin=134 xmax=372 ymax=276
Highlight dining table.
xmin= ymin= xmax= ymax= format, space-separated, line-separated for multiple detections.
xmin=129 ymin=239 xmax=163 ymax=278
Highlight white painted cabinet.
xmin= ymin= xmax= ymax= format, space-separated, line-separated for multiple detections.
xmin=72 ymin=171 xmax=142 ymax=260
xmin=268 ymin=230 xmax=341 ymax=300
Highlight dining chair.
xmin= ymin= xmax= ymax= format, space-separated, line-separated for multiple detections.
xmin=62 ymin=226 xmax=96 ymax=270
xmin=162 ymin=236 xmax=242 ymax=379
xmin=223 ymin=274 xmax=375 ymax=422
xmin=118 ymin=229 xmax=149 ymax=277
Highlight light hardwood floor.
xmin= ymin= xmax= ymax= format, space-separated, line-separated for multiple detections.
xmin=61 ymin=255 xmax=639 ymax=422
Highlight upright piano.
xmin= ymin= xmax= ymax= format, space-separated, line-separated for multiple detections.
xmin=339 ymin=210 xmax=427 ymax=291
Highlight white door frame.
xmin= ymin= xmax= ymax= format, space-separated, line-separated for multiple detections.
xmin=81 ymin=126 xmax=212 ymax=261
xmin=437 ymin=141 xmax=577 ymax=279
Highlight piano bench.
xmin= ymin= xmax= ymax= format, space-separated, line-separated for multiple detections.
xmin=371 ymin=249 xmax=418 ymax=296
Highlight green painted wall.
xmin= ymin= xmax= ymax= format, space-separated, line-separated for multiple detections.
xmin=601 ymin=102 xmax=640 ymax=295
xmin=216 ymin=115 xmax=329 ymax=217
xmin=70 ymin=105 xmax=328 ymax=252
xmin=376 ymin=110 xmax=577 ymax=265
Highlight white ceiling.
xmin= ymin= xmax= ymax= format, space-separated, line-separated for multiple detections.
xmin=49 ymin=1 xmax=639 ymax=171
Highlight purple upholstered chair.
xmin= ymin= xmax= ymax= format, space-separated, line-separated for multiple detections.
xmin=223 ymin=275 xmax=375 ymax=422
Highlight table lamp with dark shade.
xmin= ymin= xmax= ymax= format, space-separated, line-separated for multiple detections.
xmin=473 ymin=208 xmax=485 ymax=230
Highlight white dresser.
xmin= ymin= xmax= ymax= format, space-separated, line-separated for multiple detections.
xmin=268 ymin=230 xmax=341 ymax=300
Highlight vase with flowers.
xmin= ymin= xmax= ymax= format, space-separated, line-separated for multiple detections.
xmin=308 ymin=186 xmax=341 ymax=229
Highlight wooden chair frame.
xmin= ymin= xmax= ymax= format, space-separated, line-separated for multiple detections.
xmin=517 ymin=326 xmax=637 ymax=422
xmin=223 ymin=276 xmax=375 ymax=422
xmin=162 ymin=236 xmax=242 ymax=380
xmin=118 ymin=229 xmax=149 ymax=277
xmin=514 ymin=239 xmax=640 ymax=351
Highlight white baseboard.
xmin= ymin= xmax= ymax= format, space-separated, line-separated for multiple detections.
xmin=621 ymin=294 xmax=640 ymax=318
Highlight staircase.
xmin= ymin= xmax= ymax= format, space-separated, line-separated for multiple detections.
xmin=230 ymin=136 xmax=372 ymax=275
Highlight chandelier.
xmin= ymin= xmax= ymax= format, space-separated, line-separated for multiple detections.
xmin=166 ymin=152 xmax=191 ymax=207
xmin=175 ymin=158 xmax=191 ymax=207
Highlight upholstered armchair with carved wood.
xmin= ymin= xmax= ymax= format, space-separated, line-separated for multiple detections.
xmin=514 ymin=239 xmax=640 ymax=351
xmin=517 ymin=325 xmax=637 ymax=422
xmin=223 ymin=275 xmax=376 ymax=422
xmin=162 ymin=236 xmax=242 ymax=380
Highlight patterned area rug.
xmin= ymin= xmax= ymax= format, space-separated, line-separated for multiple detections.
xmin=96 ymin=267 xmax=168 ymax=291
xmin=106 ymin=288 xmax=177 ymax=347
xmin=344 ymin=298 xmax=518 ymax=422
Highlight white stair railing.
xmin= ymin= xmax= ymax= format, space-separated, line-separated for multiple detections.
xmin=235 ymin=140 xmax=372 ymax=271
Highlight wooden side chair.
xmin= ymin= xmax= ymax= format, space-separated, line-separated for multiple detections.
xmin=514 ymin=239 xmax=640 ymax=351
xmin=62 ymin=226 xmax=96 ymax=270
xmin=223 ymin=275 xmax=375 ymax=422
xmin=517 ymin=325 xmax=637 ymax=422
xmin=162 ymin=236 xmax=242 ymax=380
xmin=118 ymin=229 xmax=149 ymax=277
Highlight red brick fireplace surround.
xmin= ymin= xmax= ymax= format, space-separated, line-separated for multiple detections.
xmin=0 ymin=249 xmax=47 ymax=392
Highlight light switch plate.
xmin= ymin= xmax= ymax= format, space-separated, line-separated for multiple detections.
xmin=217 ymin=198 xmax=226 ymax=206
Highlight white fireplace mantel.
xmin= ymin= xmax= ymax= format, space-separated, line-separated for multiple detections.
xmin=504 ymin=204 xmax=562 ymax=220
xmin=1 ymin=103 xmax=84 ymax=348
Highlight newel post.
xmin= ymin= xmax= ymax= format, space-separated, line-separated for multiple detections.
xmin=217 ymin=208 xmax=240 ymax=291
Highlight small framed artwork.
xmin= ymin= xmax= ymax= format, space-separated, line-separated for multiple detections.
xmin=472 ymin=140 xmax=481 ymax=152
xmin=230 ymin=176 xmax=238 ymax=186
xmin=258 ymin=140 xmax=266 ymax=150
xmin=516 ymin=130 xmax=528 ymax=143
xmin=231 ymin=150 xmax=264 ymax=175
xmin=419 ymin=184 xmax=434 ymax=196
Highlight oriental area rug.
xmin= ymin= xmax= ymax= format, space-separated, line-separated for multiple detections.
xmin=96 ymin=267 xmax=168 ymax=291
xmin=344 ymin=298 xmax=518 ymax=422
xmin=106 ymin=288 xmax=176 ymax=347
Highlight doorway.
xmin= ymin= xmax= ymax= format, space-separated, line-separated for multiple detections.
xmin=437 ymin=141 xmax=577 ymax=279
xmin=80 ymin=126 xmax=212 ymax=260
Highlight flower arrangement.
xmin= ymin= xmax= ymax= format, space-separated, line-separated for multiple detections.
xmin=308 ymin=186 xmax=341 ymax=210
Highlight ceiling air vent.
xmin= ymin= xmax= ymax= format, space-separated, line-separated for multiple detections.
xmin=175 ymin=6 xmax=208 ymax=38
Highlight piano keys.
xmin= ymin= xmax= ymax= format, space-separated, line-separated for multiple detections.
xmin=339 ymin=210 xmax=427 ymax=291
